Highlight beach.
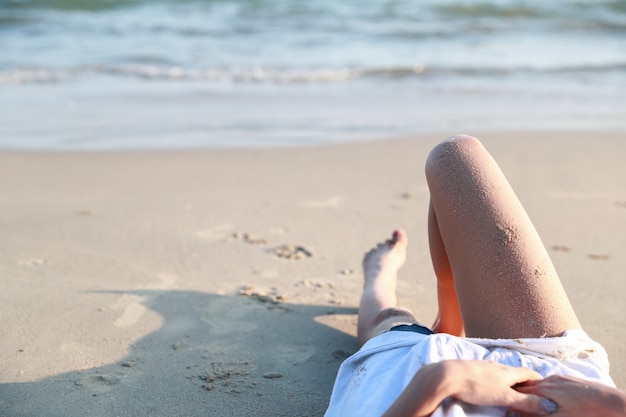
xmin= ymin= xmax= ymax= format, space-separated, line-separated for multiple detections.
xmin=2 ymin=0 xmax=625 ymax=415
xmin=1 ymin=132 xmax=624 ymax=416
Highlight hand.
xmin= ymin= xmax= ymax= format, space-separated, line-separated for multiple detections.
xmin=512 ymin=375 xmax=626 ymax=417
xmin=383 ymin=360 xmax=553 ymax=417
xmin=444 ymin=361 xmax=547 ymax=413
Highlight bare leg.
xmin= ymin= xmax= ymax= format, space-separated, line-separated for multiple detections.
xmin=357 ymin=230 xmax=417 ymax=345
xmin=428 ymin=203 xmax=465 ymax=337
xmin=425 ymin=135 xmax=581 ymax=339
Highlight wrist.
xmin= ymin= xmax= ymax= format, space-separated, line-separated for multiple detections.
xmin=432 ymin=361 xmax=463 ymax=399
xmin=382 ymin=362 xmax=456 ymax=417
xmin=406 ymin=362 xmax=455 ymax=414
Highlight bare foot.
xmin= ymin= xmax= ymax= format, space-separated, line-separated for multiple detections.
xmin=363 ymin=229 xmax=408 ymax=290
xmin=358 ymin=230 xmax=410 ymax=344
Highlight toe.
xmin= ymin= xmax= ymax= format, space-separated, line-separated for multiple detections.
xmin=391 ymin=229 xmax=408 ymax=247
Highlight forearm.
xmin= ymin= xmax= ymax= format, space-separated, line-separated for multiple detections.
xmin=382 ymin=360 xmax=545 ymax=417
xmin=382 ymin=362 xmax=456 ymax=417
xmin=596 ymin=385 xmax=626 ymax=417
xmin=516 ymin=374 xmax=626 ymax=417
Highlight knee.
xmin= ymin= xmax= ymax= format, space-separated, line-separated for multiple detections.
xmin=425 ymin=135 xmax=483 ymax=182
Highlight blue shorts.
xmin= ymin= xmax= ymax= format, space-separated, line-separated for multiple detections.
xmin=389 ymin=323 xmax=434 ymax=335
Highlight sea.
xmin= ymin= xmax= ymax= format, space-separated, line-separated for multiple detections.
xmin=1 ymin=0 xmax=625 ymax=150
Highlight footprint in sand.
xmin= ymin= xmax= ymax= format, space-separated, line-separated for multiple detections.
xmin=239 ymin=285 xmax=288 ymax=304
xmin=299 ymin=196 xmax=343 ymax=208
xmin=156 ymin=272 xmax=178 ymax=288
xmin=199 ymin=361 xmax=255 ymax=393
xmin=268 ymin=226 xmax=290 ymax=235
xmin=196 ymin=224 xmax=234 ymax=241
xmin=232 ymin=232 xmax=267 ymax=245
xmin=297 ymin=279 xmax=334 ymax=290
xmin=111 ymin=295 xmax=147 ymax=329
xmin=139 ymin=272 xmax=179 ymax=290
xmin=252 ymin=268 xmax=280 ymax=279
xmin=272 ymin=245 xmax=313 ymax=260
xmin=275 ymin=344 xmax=315 ymax=365
xmin=552 ymin=245 xmax=572 ymax=253
xmin=197 ymin=297 xmax=259 ymax=335
xmin=75 ymin=374 xmax=121 ymax=392
xmin=114 ymin=303 xmax=147 ymax=329
xmin=17 ymin=258 xmax=47 ymax=267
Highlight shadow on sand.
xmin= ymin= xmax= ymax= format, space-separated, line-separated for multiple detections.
xmin=2 ymin=290 xmax=359 ymax=417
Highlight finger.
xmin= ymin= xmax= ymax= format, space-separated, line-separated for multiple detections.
xmin=514 ymin=379 xmax=545 ymax=389
xmin=514 ymin=376 xmax=562 ymax=395
xmin=515 ymin=383 xmax=545 ymax=394
xmin=505 ymin=392 xmax=558 ymax=416
xmin=506 ymin=366 xmax=543 ymax=386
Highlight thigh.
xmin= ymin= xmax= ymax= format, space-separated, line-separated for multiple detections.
xmin=425 ymin=136 xmax=581 ymax=338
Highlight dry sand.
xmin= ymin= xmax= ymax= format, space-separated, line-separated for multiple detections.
xmin=1 ymin=132 xmax=624 ymax=416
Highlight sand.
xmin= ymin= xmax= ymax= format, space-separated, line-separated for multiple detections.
xmin=1 ymin=132 xmax=624 ymax=416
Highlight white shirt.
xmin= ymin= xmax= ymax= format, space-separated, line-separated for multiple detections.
xmin=324 ymin=329 xmax=615 ymax=417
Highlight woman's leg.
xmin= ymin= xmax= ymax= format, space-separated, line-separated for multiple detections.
xmin=428 ymin=203 xmax=465 ymax=337
xmin=425 ymin=135 xmax=581 ymax=339
xmin=357 ymin=230 xmax=418 ymax=345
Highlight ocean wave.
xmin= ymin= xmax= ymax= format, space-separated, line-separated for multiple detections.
xmin=0 ymin=65 xmax=361 ymax=85
xmin=101 ymin=65 xmax=363 ymax=83
xmin=0 ymin=68 xmax=81 ymax=84
xmin=2 ymin=62 xmax=626 ymax=85
xmin=2 ymin=0 xmax=139 ymax=12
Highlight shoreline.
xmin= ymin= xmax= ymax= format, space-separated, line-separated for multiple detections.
xmin=1 ymin=132 xmax=624 ymax=415
xmin=1 ymin=129 xmax=625 ymax=154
